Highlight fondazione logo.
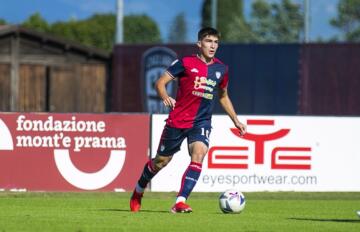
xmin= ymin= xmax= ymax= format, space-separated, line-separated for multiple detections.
xmin=0 ymin=115 xmax=127 ymax=190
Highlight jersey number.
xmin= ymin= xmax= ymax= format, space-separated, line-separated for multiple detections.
xmin=201 ymin=128 xmax=210 ymax=138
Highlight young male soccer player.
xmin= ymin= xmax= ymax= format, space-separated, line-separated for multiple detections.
xmin=130 ymin=27 xmax=247 ymax=213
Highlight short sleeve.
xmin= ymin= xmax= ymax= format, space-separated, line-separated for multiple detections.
xmin=219 ymin=67 xmax=229 ymax=89
xmin=166 ymin=59 xmax=185 ymax=78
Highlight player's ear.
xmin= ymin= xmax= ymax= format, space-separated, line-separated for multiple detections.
xmin=196 ymin=40 xmax=201 ymax=48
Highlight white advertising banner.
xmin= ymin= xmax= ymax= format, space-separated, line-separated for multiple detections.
xmin=151 ymin=114 xmax=360 ymax=192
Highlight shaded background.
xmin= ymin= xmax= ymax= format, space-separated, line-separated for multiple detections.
xmin=0 ymin=0 xmax=359 ymax=116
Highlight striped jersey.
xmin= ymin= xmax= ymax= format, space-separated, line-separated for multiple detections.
xmin=165 ymin=55 xmax=229 ymax=128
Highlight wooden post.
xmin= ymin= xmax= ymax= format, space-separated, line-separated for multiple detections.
xmin=10 ymin=34 xmax=19 ymax=111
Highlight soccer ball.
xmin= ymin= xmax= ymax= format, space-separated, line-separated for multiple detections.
xmin=219 ymin=189 xmax=246 ymax=214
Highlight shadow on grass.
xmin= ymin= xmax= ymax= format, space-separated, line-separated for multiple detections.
xmin=288 ymin=217 xmax=360 ymax=223
xmin=99 ymin=208 xmax=170 ymax=213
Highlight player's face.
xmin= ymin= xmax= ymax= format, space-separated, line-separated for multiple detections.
xmin=197 ymin=35 xmax=219 ymax=61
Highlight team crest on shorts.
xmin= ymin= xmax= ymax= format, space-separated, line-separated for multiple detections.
xmin=160 ymin=144 xmax=165 ymax=152
xmin=216 ymin=71 xmax=221 ymax=79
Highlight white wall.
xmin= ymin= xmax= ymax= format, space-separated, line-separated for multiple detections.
xmin=151 ymin=114 xmax=360 ymax=192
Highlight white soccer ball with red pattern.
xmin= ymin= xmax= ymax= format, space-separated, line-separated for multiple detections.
xmin=219 ymin=189 xmax=246 ymax=213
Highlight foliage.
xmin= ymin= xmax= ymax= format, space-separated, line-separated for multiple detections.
xmin=226 ymin=16 xmax=257 ymax=43
xmin=168 ymin=12 xmax=187 ymax=43
xmin=252 ymin=0 xmax=303 ymax=43
xmin=201 ymin=0 xmax=246 ymax=41
xmin=330 ymin=0 xmax=360 ymax=42
xmin=202 ymin=0 xmax=304 ymax=43
xmin=21 ymin=12 xmax=50 ymax=33
xmin=20 ymin=13 xmax=161 ymax=51
xmin=124 ymin=14 xmax=161 ymax=44
xmin=51 ymin=14 xmax=116 ymax=51
xmin=0 ymin=18 xmax=7 ymax=25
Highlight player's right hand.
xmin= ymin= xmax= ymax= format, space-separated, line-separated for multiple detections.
xmin=163 ymin=97 xmax=176 ymax=110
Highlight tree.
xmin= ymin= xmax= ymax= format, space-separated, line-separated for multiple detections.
xmin=24 ymin=13 xmax=161 ymax=51
xmin=271 ymin=0 xmax=303 ymax=42
xmin=250 ymin=0 xmax=275 ymax=42
xmin=21 ymin=12 xmax=50 ymax=33
xmin=124 ymin=14 xmax=161 ymax=44
xmin=168 ymin=12 xmax=187 ymax=43
xmin=226 ymin=16 xmax=258 ymax=42
xmin=330 ymin=0 xmax=360 ymax=42
xmin=0 ymin=18 xmax=7 ymax=25
xmin=251 ymin=0 xmax=303 ymax=43
xmin=50 ymin=14 xmax=115 ymax=50
xmin=50 ymin=20 xmax=79 ymax=43
xmin=53 ymin=13 xmax=161 ymax=50
xmin=201 ymin=0 xmax=246 ymax=41
xmin=203 ymin=0 xmax=303 ymax=43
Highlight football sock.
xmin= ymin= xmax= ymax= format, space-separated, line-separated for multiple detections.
xmin=175 ymin=196 xmax=186 ymax=203
xmin=177 ymin=162 xmax=202 ymax=200
xmin=136 ymin=159 xmax=158 ymax=192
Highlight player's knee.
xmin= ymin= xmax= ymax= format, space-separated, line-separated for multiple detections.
xmin=191 ymin=152 xmax=207 ymax=163
xmin=153 ymin=162 xmax=164 ymax=171
xmin=153 ymin=156 xmax=172 ymax=171
xmin=191 ymin=153 xmax=205 ymax=163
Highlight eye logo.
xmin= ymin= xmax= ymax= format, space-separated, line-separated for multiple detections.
xmin=208 ymin=119 xmax=312 ymax=170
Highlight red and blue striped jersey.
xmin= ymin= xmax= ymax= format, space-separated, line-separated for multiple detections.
xmin=165 ymin=55 xmax=229 ymax=128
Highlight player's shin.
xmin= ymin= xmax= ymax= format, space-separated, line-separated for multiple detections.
xmin=136 ymin=159 xmax=158 ymax=193
xmin=176 ymin=162 xmax=202 ymax=202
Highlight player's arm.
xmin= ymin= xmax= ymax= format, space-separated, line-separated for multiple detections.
xmin=155 ymin=71 xmax=176 ymax=109
xmin=218 ymin=87 xmax=246 ymax=136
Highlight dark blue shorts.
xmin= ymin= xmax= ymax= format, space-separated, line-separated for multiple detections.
xmin=157 ymin=125 xmax=212 ymax=156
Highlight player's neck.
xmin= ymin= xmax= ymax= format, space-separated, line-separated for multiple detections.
xmin=197 ymin=54 xmax=214 ymax=65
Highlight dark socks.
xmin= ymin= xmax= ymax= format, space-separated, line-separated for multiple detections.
xmin=137 ymin=159 xmax=157 ymax=190
xmin=177 ymin=162 xmax=202 ymax=200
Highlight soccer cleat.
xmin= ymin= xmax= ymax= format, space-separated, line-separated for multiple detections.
xmin=130 ymin=190 xmax=143 ymax=212
xmin=171 ymin=202 xmax=193 ymax=213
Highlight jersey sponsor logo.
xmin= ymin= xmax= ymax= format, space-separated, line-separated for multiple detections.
xmin=192 ymin=91 xmax=213 ymax=100
xmin=191 ymin=68 xmax=199 ymax=73
xmin=193 ymin=76 xmax=217 ymax=99
xmin=194 ymin=76 xmax=216 ymax=92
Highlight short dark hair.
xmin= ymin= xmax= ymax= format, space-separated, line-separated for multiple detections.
xmin=197 ymin=27 xmax=220 ymax=41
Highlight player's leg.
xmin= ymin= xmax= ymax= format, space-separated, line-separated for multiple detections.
xmin=171 ymin=126 xmax=210 ymax=213
xmin=130 ymin=125 xmax=185 ymax=212
xmin=130 ymin=154 xmax=173 ymax=212
xmin=133 ymin=155 xmax=173 ymax=196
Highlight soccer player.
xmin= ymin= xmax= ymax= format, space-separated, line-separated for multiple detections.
xmin=130 ymin=27 xmax=247 ymax=213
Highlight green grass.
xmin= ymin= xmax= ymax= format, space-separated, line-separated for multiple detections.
xmin=0 ymin=192 xmax=359 ymax=232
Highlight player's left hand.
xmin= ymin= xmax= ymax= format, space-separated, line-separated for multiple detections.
xmin=234 ymin=121 xmax=246 ymax=137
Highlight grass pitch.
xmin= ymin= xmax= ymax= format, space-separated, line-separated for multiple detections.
xmin=0 ymin=192 xmax=359 ymax=232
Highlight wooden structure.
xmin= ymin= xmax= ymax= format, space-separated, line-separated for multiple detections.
xmin=0 ymin=25 xmax=110 ymax=112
